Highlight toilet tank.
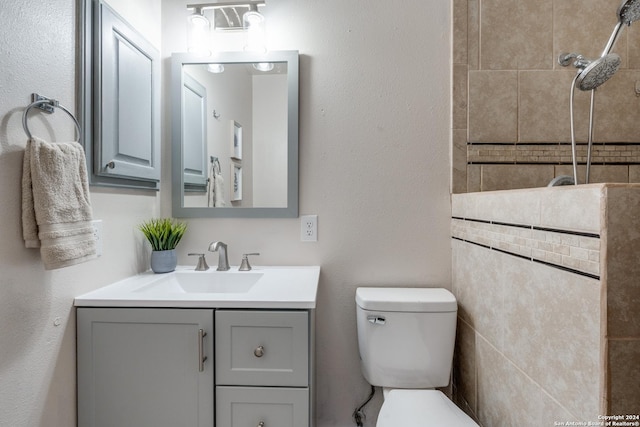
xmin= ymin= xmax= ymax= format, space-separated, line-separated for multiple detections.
xmin=356 ymin=287 xmax=457 ymax=389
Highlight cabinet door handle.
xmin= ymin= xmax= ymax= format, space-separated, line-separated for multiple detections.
xmin=198 ymin=329 xmax=208 ymax=372
xmin=254 ymin=345 xmax=265 ymax=358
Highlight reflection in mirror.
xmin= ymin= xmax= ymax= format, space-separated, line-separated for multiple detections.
xmin=171 ymin=51 xmax=299 ymax=218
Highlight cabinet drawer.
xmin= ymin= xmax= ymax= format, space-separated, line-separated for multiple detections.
xmin=215 ymin=310 xmax=308 ymax=387
xmin=216 ymin=386 xmax=309 ymax=427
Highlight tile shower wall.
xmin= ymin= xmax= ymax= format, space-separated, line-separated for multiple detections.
xmin=453 ymin=241 xmax=601 ymax=422
xmin=451 ymin=184 xmax=640 ymax=424
xmin=602 ymin=186 xmax=640 ymax=413
xmin=452 ymin=0 xmax=640 ymax=193
xmin=451 ymin=218 xmax=601 ymax=277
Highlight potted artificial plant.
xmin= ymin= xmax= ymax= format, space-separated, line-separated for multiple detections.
xmin=139 ymin=218 xmax=187 ymax=273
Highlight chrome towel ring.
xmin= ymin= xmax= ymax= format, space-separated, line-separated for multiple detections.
xmin=22 ymin=93 xmax=81 ymax=141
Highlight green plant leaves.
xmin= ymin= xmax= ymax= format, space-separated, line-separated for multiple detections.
xmin=138 ymin=218 xmax=187 ymax=251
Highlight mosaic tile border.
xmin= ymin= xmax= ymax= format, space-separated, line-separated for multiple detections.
xmin=451 ymin=217 xmax=601 ymax=279
xmin=468 ymin=143 xmax=640 ymax=165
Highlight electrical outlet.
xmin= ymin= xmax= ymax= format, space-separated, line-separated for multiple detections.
xmin=301 ymin=215 xmax=318 ymax=242
xmin=91 ymin=220 xmax=103 ymax=257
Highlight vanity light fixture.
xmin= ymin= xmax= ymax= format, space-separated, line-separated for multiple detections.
xmin=187 ymin=7 xmax=211 ymax=56
xmin=186 ymin=1 xmax=267 ymax=53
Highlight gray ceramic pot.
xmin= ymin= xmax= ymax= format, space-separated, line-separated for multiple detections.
xmin=150 ymin=249 xmax=177 ymax=273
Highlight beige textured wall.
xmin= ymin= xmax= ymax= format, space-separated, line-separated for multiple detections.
xmin=0 ymin=1 xmax=161 ymax=426
xmin=453 ymin=0 xmax=640 ymax=192
xmin=162 ymin=1 xmax=452 ymax=425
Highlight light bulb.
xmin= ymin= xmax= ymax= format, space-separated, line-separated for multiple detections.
xmin=187 ymin=9 xmax=211 ymax=57
xmin=243 ymin=9 xmax=266 ymax=53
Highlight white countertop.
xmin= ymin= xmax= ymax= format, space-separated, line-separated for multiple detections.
xmin=74 ymin=266 xmax=320 ymax=309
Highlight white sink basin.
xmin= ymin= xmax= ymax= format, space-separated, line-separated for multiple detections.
xmin=134 ymin=271 xmax=263 ymax=294
xmin=74 ymin=266 xmax=320 ymax=309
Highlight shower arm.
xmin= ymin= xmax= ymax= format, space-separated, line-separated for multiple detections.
xmin=558 ymin=53 xmax=590 ymax=70
xmin=558 ymin=52 xmax=581 ymax=67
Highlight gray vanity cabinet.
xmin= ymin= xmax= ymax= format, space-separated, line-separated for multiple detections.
xmin=76 ymin=308 xmax=214 ymax=427
xmin=77 ymin=308 xmax=314 ymax=427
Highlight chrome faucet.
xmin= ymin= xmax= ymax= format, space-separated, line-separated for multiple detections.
xmin=208 ymin=241 xmax=230 ymax=271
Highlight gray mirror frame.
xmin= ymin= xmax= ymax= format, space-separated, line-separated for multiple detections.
xmin=171 ymin=50 xmax=299 ymax=218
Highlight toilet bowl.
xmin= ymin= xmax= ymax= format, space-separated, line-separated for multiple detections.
xmin=377 ymin=390 xmax=477 ymax=427
xmin=355 ymin=287 xmax=478 ymax=427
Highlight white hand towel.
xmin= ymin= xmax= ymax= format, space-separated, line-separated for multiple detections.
xmin=214 ymin=171 xmax=226 ymax=207
xmin=22 ymin=137 xmax=97 ymax=270
xmin=207 ymin=160 xmax=215 ymax=207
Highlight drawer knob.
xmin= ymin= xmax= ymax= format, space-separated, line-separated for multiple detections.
xmin=257 ymin=422 xmax=265 ymax=427
xmin=254 ymin=345 xmax=265 ymax=358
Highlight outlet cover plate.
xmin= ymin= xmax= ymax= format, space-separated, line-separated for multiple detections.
xmin=301 ymin=215 xmax=318 ymax=242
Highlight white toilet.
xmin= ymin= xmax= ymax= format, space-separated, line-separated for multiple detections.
xmin=356 ymin=287 xmax=478 ymax=427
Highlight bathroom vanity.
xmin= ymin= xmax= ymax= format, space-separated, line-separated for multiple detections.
xmin=74 ymin=266 xmax=319 ymax=427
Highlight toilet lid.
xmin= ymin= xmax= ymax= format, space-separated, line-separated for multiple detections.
xmin=377 ymin=390 xmax=478 ymax=427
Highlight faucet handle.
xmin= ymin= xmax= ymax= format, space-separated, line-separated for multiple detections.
xmin=188 ymin=253 xmax=210 ymax=271
xmin=239 ymin=253 xmax=260 ymax=271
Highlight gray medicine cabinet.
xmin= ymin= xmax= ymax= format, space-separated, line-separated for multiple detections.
xmin=78 ymin=0 xmax=161 ymax=190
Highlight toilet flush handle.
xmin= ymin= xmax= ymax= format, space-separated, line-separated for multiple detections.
xmin=367 ymin=315 xmax=386 ymax=325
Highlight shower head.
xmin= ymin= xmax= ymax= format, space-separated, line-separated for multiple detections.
xmin=619 ymin=0 xmax=640 ymax=25
xmin=558 ymin=52 xmax=622 ymax=90
xmin=602 ymin=0 xmax=640 ymax=55
xmin=576 ymin=53 xmax=621 ymax=91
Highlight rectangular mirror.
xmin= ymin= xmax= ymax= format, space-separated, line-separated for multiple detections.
xmin=171 ymin=51 xmax=299 ymax=218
